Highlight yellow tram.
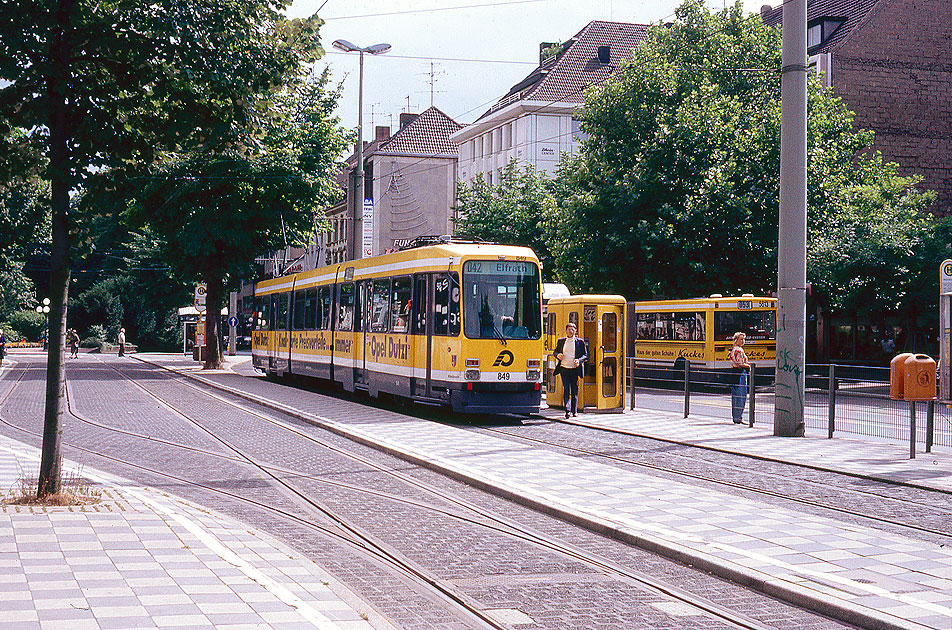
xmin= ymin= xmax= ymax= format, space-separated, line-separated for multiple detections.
xmin=628 ymin=294 xmax=777 ymax=382
xmin=252 ymin=241 xmax=545 ymax=414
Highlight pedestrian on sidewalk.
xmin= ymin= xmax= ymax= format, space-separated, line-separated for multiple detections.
xmin=554 ymin=322 xmax=588 ymax=419
xmin=730 ymin=331 xmax=751 ymax=424
xmin=0 ymin=329 xmax=5 ymax=364
xmin=118 ymin=327 xmax=126 ymax=357
xmin=68 ymin=329 xmax=79 ymax=359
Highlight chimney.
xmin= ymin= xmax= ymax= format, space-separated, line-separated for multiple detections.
xmin=539 ymin=41 xmax=557 ymax=65
xmin=760 ymin=4 xmax=773 ymax=16
xmin=375 ymin=125 xmax=390 ymax=141
xmin=399 ymin=112 xmax=417 ymax=129
xmin=597 ymin=45 xmax=610 ymax=64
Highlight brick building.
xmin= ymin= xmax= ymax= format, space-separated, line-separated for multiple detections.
xmin=763 ymin=0 xmax=952 ymax=215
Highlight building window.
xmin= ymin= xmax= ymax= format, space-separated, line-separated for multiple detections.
xmin=807 ymin=17 xmax=845 ymax=52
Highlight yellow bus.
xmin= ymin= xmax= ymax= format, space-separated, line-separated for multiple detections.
xmin=252 ymin=240 xmax=544 ymax=414
xmin=627 ymin=294 xmax=776 ymax=382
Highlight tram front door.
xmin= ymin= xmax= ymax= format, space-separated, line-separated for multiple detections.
xmin=546 ymin=296 xmax=626 ymax=412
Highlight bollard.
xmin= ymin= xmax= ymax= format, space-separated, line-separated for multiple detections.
xmin=748 ymin=370 xmax=755 ymax=427
xmin=828 ymin=364 xmax=836 ymax=439
xmin=683 ymin=360 xmax=690 ymax=418
xmin=926 ymin=400 xmax=934 ymax=453
xmin=909 ymin=400 xmax=916 ymax=459
xmin=630 ymin=357 xmax=635 ymax=410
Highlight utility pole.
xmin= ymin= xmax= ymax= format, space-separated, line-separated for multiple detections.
xmin=775 ymin=0 xmax=807 ymax=437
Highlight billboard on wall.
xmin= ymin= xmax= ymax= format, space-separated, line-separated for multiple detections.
xmin=362 ymin=199 xmax=374 ymax=258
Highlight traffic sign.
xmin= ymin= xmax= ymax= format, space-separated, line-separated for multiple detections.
xmin=228 ymin=316 xmax=239 ymax=327
xmin=194 ymin=283 xmax=207 ymax=313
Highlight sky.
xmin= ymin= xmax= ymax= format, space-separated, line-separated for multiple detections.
xmin=285 ymin=0 xmax=765 ymax=137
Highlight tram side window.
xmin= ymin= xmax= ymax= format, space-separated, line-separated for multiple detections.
xmin=275 ymin=293 xmax=289 ymax=331
xmin=433 ymin=273 xmax=460 ymax=336
xmin=337 ymin=283 xmax=355 ymax=331
xmin=304 ymin=289 xmax=317 ymax=330
xmin=293 ymin=290 xmax=307 ymax=330
xmin=255 ymin=297 xmax=268 ymax=331
xmin=317 ymin=285 xmax=332 ymax=330
xmin=412 ymin=275 xmax=427 ymax=334
xmin=371 ymin=279 xmax=391 ymax=333
xmin=391 ymin=276 xmax=412 ymax=333
xmin=636 ymin=312 xmax=704 ymax=341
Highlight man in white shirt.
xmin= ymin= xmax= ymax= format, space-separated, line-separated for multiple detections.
xmin=553 ymin=323 xmax=588 ymax=418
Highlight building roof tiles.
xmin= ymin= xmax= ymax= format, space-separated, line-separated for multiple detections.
xmin=378 ymin=107 xmax=462 ymax=156
xmin=479 ymin=20 xmax=648 ymax=120
xmin=761 ymin=0 xmax=886 ymax=53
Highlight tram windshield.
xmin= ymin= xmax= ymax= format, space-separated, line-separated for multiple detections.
xmin=713 ymin=310 xmax=776 ymax=341
xmin=462 ymin=260 xmax=541 ymax=340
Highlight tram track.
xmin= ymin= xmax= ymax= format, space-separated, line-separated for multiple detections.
xmin=0 ymin=357 xmax=799 ymax=630
xmin=483 ymin=421 xmax=952 ymax=542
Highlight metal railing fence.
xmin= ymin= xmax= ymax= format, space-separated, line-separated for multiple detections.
xmin=626 ymin=359 xmax=947 ymax=458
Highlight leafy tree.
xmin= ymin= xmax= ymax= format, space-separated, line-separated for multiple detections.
xmin=552 ymin=0 xmax=940 ymax=308
xmin=0 ymin=0 xmax=323 ymax=495
xmin=128 ymin=70 xmax=350 ymax=368
xmin=454 ymin=161 xmax=559 ymax=279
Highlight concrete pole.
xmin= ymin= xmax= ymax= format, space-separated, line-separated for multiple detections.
xmin=351 ymin=49 xmax=365 ymax=261
xmin=775 ymin=0 xmax=808 ymax=437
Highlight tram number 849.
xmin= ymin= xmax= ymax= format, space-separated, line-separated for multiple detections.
xmin=497 ymin=372 xmax=511 ymax=381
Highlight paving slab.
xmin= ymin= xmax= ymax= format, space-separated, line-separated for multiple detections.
xmin=0 ymin=429 xmax=385 ymax=630
xmin=135 ymin=353 xmax=952 ymax=630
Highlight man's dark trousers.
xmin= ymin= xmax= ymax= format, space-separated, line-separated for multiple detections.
xmin=560 ymin=367 xmax=580 ymax=415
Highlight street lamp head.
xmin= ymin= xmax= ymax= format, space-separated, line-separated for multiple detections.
xmin=365 ymin=43 xmax=391 ymax=55
xmin=332 ymin=39 xmax=360 ymax=53
xmin=42 ymin=297 xmax=50 ymax=306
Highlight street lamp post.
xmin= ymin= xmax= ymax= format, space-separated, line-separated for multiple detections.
xmin=36 ymin=297 xmax=50 ymax=350
xmin=332 ymin=39 xmax=391 ymax=261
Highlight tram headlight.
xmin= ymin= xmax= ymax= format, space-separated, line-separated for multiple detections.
xmin=464 ymin=368 xmax=481 ymax=380
xmin=526 ymin=369 xmax=541 ymax=381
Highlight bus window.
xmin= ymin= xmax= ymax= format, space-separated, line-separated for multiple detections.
xmin=337 ymin=283 xmax=355 ymax=331
xmin=293 ymin=291 xmax=307 ymax=330
xmin=304 ymin=289 xmax=317 ymax=330
xmin=461 ymin=261 xmax=539 ymax=339
xmin=714 ymin=311 xmax=775 ymax=341
xmin=371 ymin=279 xmax=391 ymax=332
xmin=275 ymin=293 xmax=289 ymax=331
xmin=317 ymin=285 xmax=331 ymax=330
xmin=391 ymin=276 xmax=412 ymax=333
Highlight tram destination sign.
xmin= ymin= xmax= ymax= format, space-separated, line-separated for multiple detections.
xmin=464 ymin=260 xmax=535 ymax=275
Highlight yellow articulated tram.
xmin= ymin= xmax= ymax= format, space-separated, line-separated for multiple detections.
xmin=252 ymin=241 xmax=545 ymax=414
xmin=628 ymin=294 xmax=777 ymax=384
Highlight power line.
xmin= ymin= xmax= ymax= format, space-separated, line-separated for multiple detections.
xmin=321 ymin=0 xmax=551 ymax=21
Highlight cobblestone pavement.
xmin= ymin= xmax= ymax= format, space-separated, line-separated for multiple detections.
xmin=134 ymin=352 xmax=952 ymax=630
xmin=0 ymin=350 xmax=865 ymax=630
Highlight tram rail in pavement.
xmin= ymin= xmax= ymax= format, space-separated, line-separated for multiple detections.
xmin=137 ymin=352 xmax=952 ymax=630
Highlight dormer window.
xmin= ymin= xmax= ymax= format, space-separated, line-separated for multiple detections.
xmin=807 ymin=17 xmax=845 ymax=52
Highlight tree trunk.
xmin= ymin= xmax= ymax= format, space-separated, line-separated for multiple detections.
xmin=203 ymin=277 xmax=224 ymax=369
xmin=38 ymin=0 xmax=76 ymax=497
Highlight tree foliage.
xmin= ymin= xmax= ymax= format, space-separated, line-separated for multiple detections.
xmin=552 ymin=0 xmax=941 ymax=311
xmin=0 ymin=0 xmax=326 ymax=494
xmin=454 ymin=161 xmax=558 ymax=278
xmin=127 ymin=70 xmax=350 ymax=367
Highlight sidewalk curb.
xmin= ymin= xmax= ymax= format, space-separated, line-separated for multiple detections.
xmin=550 ymin=413 xmax=952 ymax=496
xmin=132 ymin=354 xmax=942 ymax=630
